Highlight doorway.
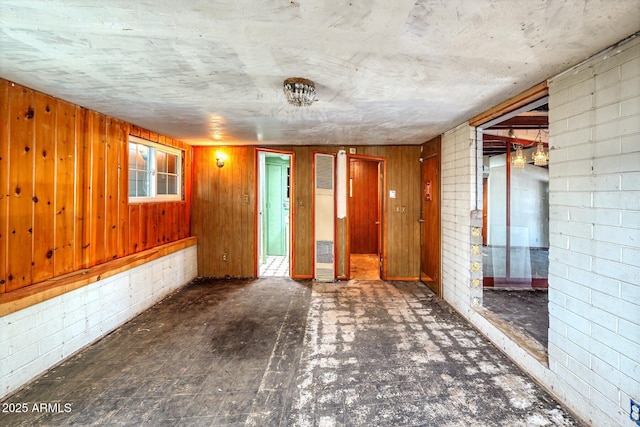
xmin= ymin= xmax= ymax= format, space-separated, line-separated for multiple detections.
xmin=479 ymin=97 xmax=550 ymax=351
xmin=348 ymin=156 xmax=383 ymax=280
xmin=257 ymin=150 xmax=293 ymax=277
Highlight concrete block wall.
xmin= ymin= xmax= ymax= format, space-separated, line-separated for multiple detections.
xmin=547 ymin=36 xmax=640 ymax=427
xmin=441 ymin=122 xmax=477 ymax=313
xmin=0 ymin=245 xmax=197 ymax=400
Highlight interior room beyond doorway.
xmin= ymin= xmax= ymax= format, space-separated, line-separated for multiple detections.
xmin=479 ymin=97 xmax=550 ymax=355
xmin=348 ymin=157 xmax=382 ymax=280
xmin=258 ymin=150 xmax=292 ymax=278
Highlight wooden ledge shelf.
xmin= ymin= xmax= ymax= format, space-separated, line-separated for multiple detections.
xmin=0 ymin=237 xmax=197 ymax=317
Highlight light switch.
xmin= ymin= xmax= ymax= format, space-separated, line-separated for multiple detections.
xmin=389 ymin=190 xmax=396 ymax=199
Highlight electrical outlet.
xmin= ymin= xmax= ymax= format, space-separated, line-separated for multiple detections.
xmin=222 ymin=253 xmax=228 ymax=262
xmin=631 ymin=399 xmax=640 ymax=425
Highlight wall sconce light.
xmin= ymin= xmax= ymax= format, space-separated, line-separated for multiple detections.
xmin=216 ymin=151 xmax=227 ymax=168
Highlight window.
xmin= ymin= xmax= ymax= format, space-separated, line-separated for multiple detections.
xmin=128 ymin=135 xmax=183 ymax=202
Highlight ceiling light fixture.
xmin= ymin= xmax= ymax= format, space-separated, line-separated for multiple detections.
xmin=283 ymin=77 xmax=316 ymax=107
xmin=508 ymin=128 xmax=526 ymax=169
xmin=532 ymin=130 xmax=549 ymax=166
xmin=512 ymin=145 xmax=526 ymax=169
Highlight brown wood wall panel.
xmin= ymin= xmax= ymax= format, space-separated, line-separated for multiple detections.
xmin=74 ymin=107 xmax=89 ymax=270
xmin=7 ymin=84 xmax=35 ymax=291
xmin=54 ymin=101 xmax=76 ymax=277
xmin=0 ymin=79 xmax=192 ymax=294
xmin=117 ymin=123 xmax=128 ymax=258
xmin=128 ymin=204 xmax=140 ymax=253
xmin=105 ymin=118 xmax=119 ymax=260
xmin=293 ymin=147 xmax=312 ymax=277
xmin=191 ymin=145 xmax=421 ymax=279
xmin=0 ymin=80 xmax=9 ymax=293
xmin=90 ymin=111 xmax=107 ymax=264
xmin=32 ymin=92 xmax=56 ymax=283
xmin=192 ymin=147 xmax=256 ymax=278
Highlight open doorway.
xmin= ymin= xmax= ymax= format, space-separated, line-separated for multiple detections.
xmin=348 ymin=156 xmax=383 ymax=280
xmin=478 ymin=97 xmax=550 ymax=351
xmin=257 ymin=150 xmax=293 ymax=277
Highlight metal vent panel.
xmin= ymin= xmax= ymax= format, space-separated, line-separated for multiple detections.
xmin=315 ymin=268 xmax=334 ymax=282
xmin=316 ymin=155 xmax=334 ymax=190
xmin=316 ymin=240 xmax=334 ymax=264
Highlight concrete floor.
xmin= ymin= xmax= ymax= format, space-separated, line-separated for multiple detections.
xmin=0 ymin=278 xmax=581 ymax=426
xmin=482 ymin=288 xmax=549 ymax=349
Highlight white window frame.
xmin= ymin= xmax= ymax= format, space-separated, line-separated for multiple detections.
xmin=128 ymin=135 xmax=183 ymax=202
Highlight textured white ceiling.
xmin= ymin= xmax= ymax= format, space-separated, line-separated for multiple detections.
xmin=1 ymin=1 xmax=638 ymax=146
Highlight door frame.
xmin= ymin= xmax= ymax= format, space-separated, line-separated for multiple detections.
xmin=346 ymin=154 xmax=386 ymax=280
xmin=254 ymin=148 xmax=295 ymax=277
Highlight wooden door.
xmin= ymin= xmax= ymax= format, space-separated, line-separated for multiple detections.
xmin=349 ymin=159 xmax=379 ymax=254
xmin=420 ymin=155 xmax=441 ymax=296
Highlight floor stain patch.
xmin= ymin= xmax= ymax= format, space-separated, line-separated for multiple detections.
xmin=288 ymin=280 xmax=581 ymax=427
xmin=1 ymin=278 xmax=581 ymax=426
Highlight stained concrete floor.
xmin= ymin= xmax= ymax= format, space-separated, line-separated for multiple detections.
xmin=482 ymin=288 xmax=549 ymax=349
xmin=0 ymin=278 xmax=581 ymax=426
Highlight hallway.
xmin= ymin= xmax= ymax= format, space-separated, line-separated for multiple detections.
xmin=1 ymin=278 xmax=581 ymax=426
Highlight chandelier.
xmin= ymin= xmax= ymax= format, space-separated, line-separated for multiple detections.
xmin=508 ymin=130 xmax=526 ymax=169
xmin=512 ymin=144 xmax=526 ymax=169
xmin=532 ymin=130 xmax=549 ymax=166
xmin=283 ymin=77 xmax=316 ymax=107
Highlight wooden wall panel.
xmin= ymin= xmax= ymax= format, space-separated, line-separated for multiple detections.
xmin=105 ymin=117 xmax=119 ymax=260
xmin=128 ymin=204 xmax=140 ymax=253
xmin=192 ymin=147 xmax=255 ymax=278
xmin=54 ymin=100 xmax=77 ymax=276
xmin=0 ymin=80 xmax=8 ymax=292
xmin=7 ymin=84 xmax=34 ymax=291
xmin=192 ymin=148 xmax=211 ymax=276
xmin=191 ymin=144 xmax=421 ymax=280
xmin=158 ymin=202 xmax=167 ymax=244
xmin=74 ymin=107 xmax=91 ymax=270
xmin=1 ymin=79 xmax=192 ymax=294
xmin=90 ymin=112 xmax=107 ymax=264
xmin=117 ymin=122 xmax=128 ymax=257
xmin=292 ymin=147 xmax=313 ymax=277
xmin=32 ymin=92 xmax=56 ymax=283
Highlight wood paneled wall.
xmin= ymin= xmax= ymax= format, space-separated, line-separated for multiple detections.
xmin=0 ymin=79 xmax=192 ymax=293
xmin=191 ymin=147 xmax=256 ymax=277
xmin=192 ymin=145 xmax=421 ymax=279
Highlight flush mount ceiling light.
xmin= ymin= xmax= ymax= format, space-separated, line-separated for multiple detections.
xmin=283 ymin=77 xmax=316 ymax=107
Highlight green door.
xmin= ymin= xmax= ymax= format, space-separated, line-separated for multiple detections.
xmin=266 ymin=162 xmax=287 ymax=255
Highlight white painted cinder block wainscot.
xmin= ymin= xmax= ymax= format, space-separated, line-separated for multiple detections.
xmin=0 ymin=245 xmax=197 ymax=400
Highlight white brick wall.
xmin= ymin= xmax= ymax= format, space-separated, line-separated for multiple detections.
xmin=441 ymin=122 xmax=477 ymax=313
xmin=547 ymin=36 xmax=640 ymax=427
xmin=438 ymin=36 xmax=639 ymax=427
xmin=0 ymin=245 xmax=197 ymax=400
